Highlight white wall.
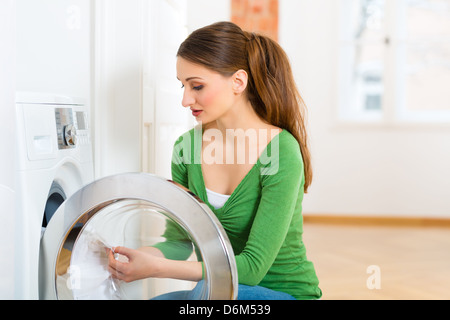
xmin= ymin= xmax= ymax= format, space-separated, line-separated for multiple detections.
xmin=0 ymin=0 xmax=16 ymax=299
xmin=280 ymin=0 xmax=450 ymax=218
xmin=16 ymin=0 xmax=91 ymax=101
xmin=186 ymin=0 xmax=230 ymax=32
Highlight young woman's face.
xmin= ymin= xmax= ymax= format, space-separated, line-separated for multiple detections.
xmin=176 ymin=57 xmax=236 ymax=124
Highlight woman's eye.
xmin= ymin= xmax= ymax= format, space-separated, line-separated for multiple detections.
xmin=180 ymin=84 xmax=203 ymax=91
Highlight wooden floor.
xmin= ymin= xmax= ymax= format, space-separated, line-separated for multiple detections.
xmin=302 ymin=222 xmax=450 ymax=300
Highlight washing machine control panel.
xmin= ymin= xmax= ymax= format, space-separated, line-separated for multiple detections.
xmin=74 ymin=110 xmax=90 ymax=146
xmin=55 ymin=108 xmax=89 ymax=150
xmin=55 ymin=108 xmax=75 ymax=149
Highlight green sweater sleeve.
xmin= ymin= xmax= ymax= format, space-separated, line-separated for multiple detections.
xmin=171 ymin=134 xmax=189 ymax=189
xmin=151 ymin=219 xmax=194 ymax=261
xmin=234 ymin=135 xmax=304 ymax=286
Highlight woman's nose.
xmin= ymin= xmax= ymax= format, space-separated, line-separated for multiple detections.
xmin=181 ymin=90 xmax=195 ymax=108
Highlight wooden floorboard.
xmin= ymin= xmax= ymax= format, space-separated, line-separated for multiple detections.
xmin=303 ymin=214 xmax=450 ymax=228
xmin=302 ymin=222 xmax=450 ymax=300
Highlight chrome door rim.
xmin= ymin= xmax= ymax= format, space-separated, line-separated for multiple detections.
xmin=39 ymin=173 xmax=238 ymax=300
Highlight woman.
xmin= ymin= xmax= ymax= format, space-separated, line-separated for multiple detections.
xmin=108 ymin=21 xmax=321 ymax=300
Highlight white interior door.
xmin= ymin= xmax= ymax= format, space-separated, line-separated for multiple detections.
xmin=93 ymin=0 xmax=192 ymax=180
xmin=143 ymin=0 xmax=192 ymax=178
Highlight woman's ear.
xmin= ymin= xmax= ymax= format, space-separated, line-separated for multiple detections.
xmin=231 ymin=69 xmax=248 ymax=94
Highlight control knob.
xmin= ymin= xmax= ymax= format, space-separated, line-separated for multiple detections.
xmin=63 ymin=124 xmax=77 ymax=147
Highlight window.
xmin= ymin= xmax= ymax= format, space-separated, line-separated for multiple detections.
xmin=338 ymin=0 xmax=450 ymax=124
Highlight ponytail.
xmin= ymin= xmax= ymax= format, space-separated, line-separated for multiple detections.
xmin=244 ymin=32 xmax=312 ymax=193
xmin=177 ymin=22 xmax=312 ymax=192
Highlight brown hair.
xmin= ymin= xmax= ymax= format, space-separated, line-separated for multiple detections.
xmin=177 ymin=21 xmax=312 ymax=192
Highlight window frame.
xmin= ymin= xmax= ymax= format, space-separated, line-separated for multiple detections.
xmin=336 ymin=0 xmax=450 ymax=127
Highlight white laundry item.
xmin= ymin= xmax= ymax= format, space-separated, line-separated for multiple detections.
xmin=205 ymin=188 xmax=231 ymax=210
xmin=70 ymin=225 xmax=125 ymax=300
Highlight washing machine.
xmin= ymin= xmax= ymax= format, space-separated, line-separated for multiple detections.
xmin=16 ymin=93 xmax=237 ymax=300
xmin=15 ymin=92 xmax=94 ymax=299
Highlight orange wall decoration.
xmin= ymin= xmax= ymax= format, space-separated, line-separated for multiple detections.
xmin=231 ymin=0 xmax=279 ymax=41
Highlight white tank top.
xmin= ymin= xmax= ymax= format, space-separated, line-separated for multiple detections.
xmin=205 ymin=188 xmax=231 ymax=210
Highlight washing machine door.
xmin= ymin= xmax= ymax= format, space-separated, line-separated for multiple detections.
xmin=39 ymin=173 xmax=238 ymax=300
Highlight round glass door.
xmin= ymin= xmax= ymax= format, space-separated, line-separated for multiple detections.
xmin=39 ymin=173 xmax=238 ymax=300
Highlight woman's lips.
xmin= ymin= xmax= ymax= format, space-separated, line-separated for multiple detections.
xmin=191 ymin=109 xmax=203 ymax=117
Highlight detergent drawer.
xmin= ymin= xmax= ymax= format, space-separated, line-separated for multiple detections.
xmin=39 ymin=173 xmax=237 ymax=300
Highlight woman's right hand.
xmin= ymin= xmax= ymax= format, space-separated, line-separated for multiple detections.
xmin=107 ymin=246 xmax=164 ymax=283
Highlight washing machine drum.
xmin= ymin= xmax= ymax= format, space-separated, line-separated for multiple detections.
xmin=39 ymin=173 xmax=238 ymax=300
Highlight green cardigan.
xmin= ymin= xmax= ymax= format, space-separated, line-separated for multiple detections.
xmin=166 ymin=127 xmax=321 ymax=300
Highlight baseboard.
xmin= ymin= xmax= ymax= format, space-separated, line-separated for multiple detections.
xmin=303 ymin=214 xmax=450 ymax=228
